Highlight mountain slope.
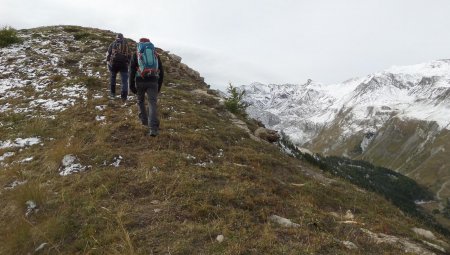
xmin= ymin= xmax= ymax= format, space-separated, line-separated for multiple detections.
xmin=0 ymin=26 xmax=449 ymax=254
xmin=241 ymin=61 xmax=450 ymax=202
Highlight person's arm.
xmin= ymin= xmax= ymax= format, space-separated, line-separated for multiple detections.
xmin=158 ymin=56 xmax=164 ymax=92
xmin=106 ymin=43 xmax=112 ymax=63
xmin=129 ymin=53 xmax=137 ymax=94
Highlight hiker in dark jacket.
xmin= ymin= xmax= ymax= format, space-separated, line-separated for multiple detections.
xmin=129 ymin=38 xmax=164 ymax=136
xmin=106 ymin=33 xmax=130 ymax=101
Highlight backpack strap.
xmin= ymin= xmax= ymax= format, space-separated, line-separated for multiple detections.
xmin=120 ymin=40 xmax=128 ymax=55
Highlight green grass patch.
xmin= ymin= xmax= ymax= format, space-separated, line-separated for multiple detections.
xmin=0 ymin=26 xmax=22 ymax=48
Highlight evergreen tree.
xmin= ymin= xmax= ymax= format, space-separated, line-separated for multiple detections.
xmin=224 ymin=83 xmax=249 ymax=116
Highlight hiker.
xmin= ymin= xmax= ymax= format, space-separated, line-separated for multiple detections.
xmin=129 ymin=38 xmax=164 ymax=136
xmin=106 ymin=33 xmax=130 ymax=101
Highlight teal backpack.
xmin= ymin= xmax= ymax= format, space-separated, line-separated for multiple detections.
xmin=136 ymin=39 xmax=159 ymax=78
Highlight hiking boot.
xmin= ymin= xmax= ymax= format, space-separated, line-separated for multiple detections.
xmin=149 ymin=129 xmax=159 ymax=137
xmin=109 ymin=92 xmax=116 ymax=99
xmin=139 ymin=113 xmax=148 ymax=126
xmin=121 ymin=92 xmax=128 ymax=102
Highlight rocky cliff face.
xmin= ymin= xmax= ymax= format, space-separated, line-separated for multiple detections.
xmin=241 ymin=60 xmax=450 ymax=200
xmin=164 ymin=52 xmax=206 ymax=84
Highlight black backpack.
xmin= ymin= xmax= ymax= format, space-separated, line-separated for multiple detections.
xmin=110 ymin=39 xmax=129 ymax=64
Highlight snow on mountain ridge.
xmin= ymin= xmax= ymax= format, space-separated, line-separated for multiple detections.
xmin=241 ymin=59 xmax=450 ymax=145
xmin=387 ymin=59 xmax=450 ymax=82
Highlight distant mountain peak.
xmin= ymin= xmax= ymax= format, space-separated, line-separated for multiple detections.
xmin=241 ymin=59 xmax=450 ymax=201
xmin=386 ymin=59 xmax=450 ymax=80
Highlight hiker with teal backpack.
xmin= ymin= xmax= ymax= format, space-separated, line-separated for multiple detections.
xmin=129 ymin=38 xmax=164 ymax=136
xmin=106 ymin=33 xmax=130 ymax=101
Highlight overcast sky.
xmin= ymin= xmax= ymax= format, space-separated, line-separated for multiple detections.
xmin=1 ymin=0 xmax=450 ymax=90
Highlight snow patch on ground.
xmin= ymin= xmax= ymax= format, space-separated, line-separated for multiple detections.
xmin=96 ymin=116 xmax=106 ymax=121
xmin=0 ymin=102 xmax=11 ymax=113
xmin=27 ymin=85 xmax=87 ymax=112
xmin=111 ymin=156 xmax=123 ymax=167
xmin=0 ymin=152 xmax=15 ymax=162
xmin=0 ymin=137 xmax=41 ymax=149
xmin=186 ymin=154 xmax=196 ymax=160
xmin=0 ymin=29 xmax=96 ymax=118
xmin=61 ymin=85 xmax=88 ymax=99
xmin=4 ymin=180 xmax=27 ymax=190
xmin=19 ymin=157 xmax=34 ymax=163
xmin=30 ymin=98 xmax=74 ymax=111
xmin=95 ymin=105 xmax=107 ymax=111
xmin=59 ymin=154 xmax=88 ymax=176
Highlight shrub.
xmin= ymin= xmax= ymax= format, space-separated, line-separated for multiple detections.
xmin=224 ymin=83 xmax=248 ymax=116
xmin=0 ymin=26 xmax=22 ymax=48
xmin=73 ymin=32 xmax=91 ymax=41
xmin=63 ymin=26 xmax=82 ymax=33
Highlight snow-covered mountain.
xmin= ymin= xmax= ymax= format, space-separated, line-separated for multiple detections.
xmin=241 ymin=60 xmax=450 ymax=199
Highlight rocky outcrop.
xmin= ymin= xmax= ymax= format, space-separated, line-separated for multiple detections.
xmin=254 ymin=127 xmax=280 ymax=143
xmin=158 ymin=50 xmax=206 ymax=85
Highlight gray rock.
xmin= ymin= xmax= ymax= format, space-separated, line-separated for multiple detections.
xmin=169 ymin=54 xmax=182 ymax=63
xmin=342 ymin=241 xmax=358 ymax=250
xmin=269 ymin=215 xmax=300 ymax=228
xmin=216 ymin=235 xmax=224 ymax=243
xmin=35 ymin=242 xmax=48 ymax=252
xmin=59 ymin=154 xmax=87 ymax=176
xmin=25 ymin=200 xmax=38 ymax=216
xmin=254 ymin=127 xmax=280 ymax=143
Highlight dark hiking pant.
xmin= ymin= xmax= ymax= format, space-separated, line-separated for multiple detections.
xmin=136 ymin=80 xmax=159 ymax=131
xmin=109 ymin=64 xmax=128 ymax=98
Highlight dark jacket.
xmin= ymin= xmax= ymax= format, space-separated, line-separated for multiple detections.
xmin=129 ymin=52 xmax=164 ymax=93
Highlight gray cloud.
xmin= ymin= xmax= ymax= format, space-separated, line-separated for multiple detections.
xmin=1 ymin=0 xmax=450 ymax=90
